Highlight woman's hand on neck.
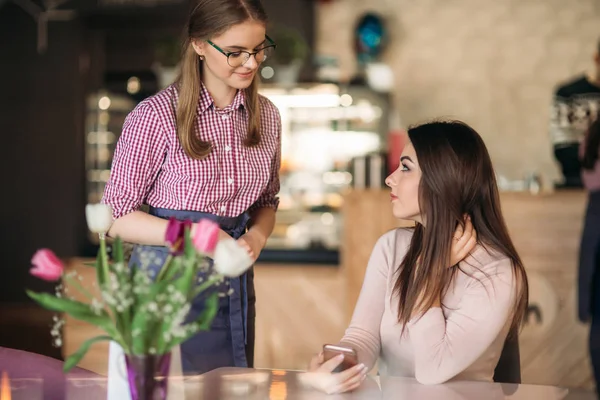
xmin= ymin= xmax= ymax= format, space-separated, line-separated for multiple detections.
xmin=202 ymin=65 xmax=238 ymax=109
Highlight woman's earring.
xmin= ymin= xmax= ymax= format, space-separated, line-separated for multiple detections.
xmin=199 ymin=55 xmax=204 ymax=60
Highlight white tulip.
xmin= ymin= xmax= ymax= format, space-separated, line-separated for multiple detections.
xmin=85 ymin=203 xmax=114 ymax=234
xmin=213 ymin=238 xmax=254 ymax=277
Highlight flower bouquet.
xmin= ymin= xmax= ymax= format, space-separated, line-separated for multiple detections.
xmin=26 ymin=203 xmax=254 ymax=399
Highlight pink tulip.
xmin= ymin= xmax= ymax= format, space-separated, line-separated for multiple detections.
xmin=30 ymin=249 xmax=64 ymax=281
xmin=193 ymin=219 xmax=220 ymax=254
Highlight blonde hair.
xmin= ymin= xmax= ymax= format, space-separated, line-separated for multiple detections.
xmin=176 ymin=0 xmax=267 ymax=159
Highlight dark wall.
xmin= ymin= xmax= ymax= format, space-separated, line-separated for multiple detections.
xmin=0 ymin=4 xmax=88 ymax=302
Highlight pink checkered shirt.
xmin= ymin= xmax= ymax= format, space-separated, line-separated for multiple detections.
xmin=102 ymin=84 xmax=281 ymax=219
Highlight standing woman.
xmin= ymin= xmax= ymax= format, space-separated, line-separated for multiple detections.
xmin=579 ymin=114 xmax=600 ymax=397
xmin=102 ymin=0 xmax=281 ymax=374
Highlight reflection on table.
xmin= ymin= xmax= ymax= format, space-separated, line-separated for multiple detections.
xmin=5 ymin=367 xmax=594 ymax=400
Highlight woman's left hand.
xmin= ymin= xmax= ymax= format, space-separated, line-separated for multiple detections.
xmin=449 ymin=215 xmax=477 ymax=266
xmin=237 ymin=230 xmax=265 ymax=261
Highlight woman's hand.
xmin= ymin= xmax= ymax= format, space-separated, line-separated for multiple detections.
xmin=449 ymin=216 xmax=477 ymax=266
xmin=237 ymin=230 xmax=265 ymax=262
xmin=300 ymin=352 xmax=368 ymax=395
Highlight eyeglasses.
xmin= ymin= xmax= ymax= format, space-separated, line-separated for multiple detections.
xmin=206 ymin=35 xmax=277 ymax=68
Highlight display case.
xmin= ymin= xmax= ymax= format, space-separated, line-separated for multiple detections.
xmin=258 ymin=83 xmax=390 ymax=264
xmin=85 ymin=91 xmax=136 ymax=244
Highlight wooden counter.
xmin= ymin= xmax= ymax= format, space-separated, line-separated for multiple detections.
xmin=341 ymin=189 xmax=592 ymax=390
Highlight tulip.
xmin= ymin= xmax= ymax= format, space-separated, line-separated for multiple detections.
xmin=30 ymin=249 xmax=64 ymax=281
xmin=85 ymin=204 xmax=113 ymax=234
xmin=213 ymin=238 xmax=254 ymax=277
xmin=165 ymin=217 xmax=192 ymax=255
xmin=192 ymin=219 xmax=220 ymax=254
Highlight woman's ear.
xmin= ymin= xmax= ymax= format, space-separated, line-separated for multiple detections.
xmin=191 ymin=40 xmax=205 ymax=57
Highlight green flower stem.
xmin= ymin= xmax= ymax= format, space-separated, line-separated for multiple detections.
xmin=99 ymin=232 xmax=130 ymax=351
xmin=98 ymin=233 xmax=110 ymax=285
xmin=155 ymin=254 xmax=174 ymax=282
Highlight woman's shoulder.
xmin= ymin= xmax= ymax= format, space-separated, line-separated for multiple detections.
xmin=373 ymin=227 xmax=414 ymax=260
xmin=257 ymin=94 xmax=281 ymax=141
xmin=258 ymin=93 xmax=281 ymax=120
xmin=141 ymin=85 xmax=177 ymax=113
xmin=127 ymin=85 xmax=177 ymax=118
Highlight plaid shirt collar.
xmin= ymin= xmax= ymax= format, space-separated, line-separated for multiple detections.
xmin=198 ymin=83 xmax=245 ymax=114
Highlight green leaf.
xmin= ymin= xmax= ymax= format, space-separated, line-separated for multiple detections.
xmin=26 ymin=291 xmax=119 ymax=338
xmin=63 ymin=335 xmax=112 ymax=372
xmin=27 ymin=291 xmax=94 ymax=315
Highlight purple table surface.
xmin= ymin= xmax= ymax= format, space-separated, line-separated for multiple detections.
xmin=1 ymin=363 xmax=596 ymax=400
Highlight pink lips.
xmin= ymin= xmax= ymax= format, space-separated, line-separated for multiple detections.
xmin=237 ymin=71 xmax=254 ymax=79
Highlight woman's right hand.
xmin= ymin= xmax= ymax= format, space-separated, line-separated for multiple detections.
xmin=300 ymin=352 xmax=369 ymax=395
xmin=449 ymin=215 xmax=477 ymax=266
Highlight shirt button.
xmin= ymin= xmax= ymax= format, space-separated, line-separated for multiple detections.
xmin=220 ymin=205 xmax=226 ymax=212
xmin=227 ymin=178 xmax=234 ymax=185
xmin=224 ymin=145 xmax=232 ymax=152
xmin=221 ymin=114 xmax=229 ymax=120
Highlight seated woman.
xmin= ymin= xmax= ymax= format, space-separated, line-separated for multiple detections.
xmin=307 ymin=120 xmax=528 ymax=394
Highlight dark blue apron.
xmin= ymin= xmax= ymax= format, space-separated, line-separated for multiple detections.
xmin=579 ymin=190 xmax=600 ymax=398
xmin=579 ymin=190 xmax=600 ymax=322
xmin=128 ymin=207 xmax=255 ymax=374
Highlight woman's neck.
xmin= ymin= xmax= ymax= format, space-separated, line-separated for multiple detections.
xmin=202 ymin=69 xmax=237 ymax=109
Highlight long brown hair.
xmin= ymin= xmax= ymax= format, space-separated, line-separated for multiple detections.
xmin=176 ymin=0 xmax=267 ymax=160
xmin=582 ymin=114 xmax=600 ymax=171
xmin=393 ymin=120 xmax=528 ymax=336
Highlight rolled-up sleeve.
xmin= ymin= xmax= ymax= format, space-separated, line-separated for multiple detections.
xmin=102 ymin=101 xmax=167 ymax=219
xmin=249 ymin=115 xmax=281 ymax=213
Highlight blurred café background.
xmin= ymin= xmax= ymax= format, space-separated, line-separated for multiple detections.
xmin=1 ymin=0 xmax=600 ymax=396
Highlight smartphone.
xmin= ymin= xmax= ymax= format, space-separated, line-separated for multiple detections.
xmin=322 ymin=344 xmax=358 ymax=373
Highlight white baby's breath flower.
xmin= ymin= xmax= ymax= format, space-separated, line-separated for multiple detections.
xmin=85 ymin=203 xmax=113 ymax=234
xmin=147 ymin=302 xmax=158 ymax=313
xmin=90 ymin=298 xmax=104 ymax=315
xmin=102 ymin=291 xmax=117 ymax=306
xmin=113 ymin=262 xmax=125 ymax=273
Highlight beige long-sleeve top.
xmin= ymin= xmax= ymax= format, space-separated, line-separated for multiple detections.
xmin=340 ymin=228 xmax=518 ymax=385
